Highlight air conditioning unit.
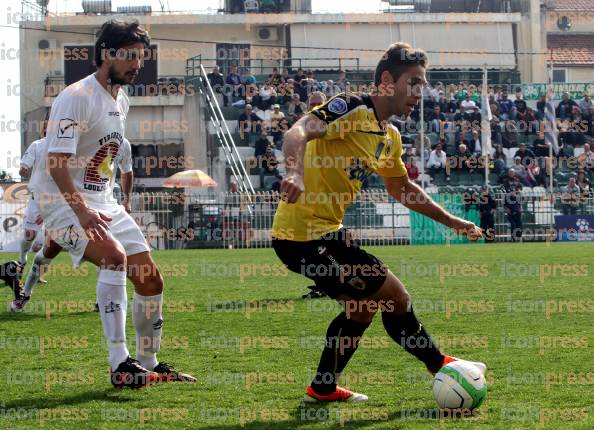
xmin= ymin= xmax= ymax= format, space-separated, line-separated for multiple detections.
xmin=38 ymin=38 xmax=57 ymax=50
xmin=544 ymin=0 xmax=556 ymax=9
xmin=257 ymin=27 xmax=279 ymax=42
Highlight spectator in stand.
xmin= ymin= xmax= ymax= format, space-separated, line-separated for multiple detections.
xmin=307 ymin=91 xmax=327 ymax=111
xmin=402 ymin=147 xmax=414 ymax=165
xmin=497 ymin=88 xmax=516 ymax=120
xmin=493 ymin=144 xmax=507 ymax=175
xmin=427 ymin=143 xmax=448 ymax=181
xmin=435 ymin=92 xmax=449 ymax=115
xmin=451 ymin=143 xmax=474 ymax=174
xmin=270 ymin=104 xmax=286 ymax=148
xmin=536 ymin=94 xmax=547 ymax=120
xmin=454 ymin=83 xmax=467 ymax=102
xmin=293 ymin=68 xmax=306 ymax=83
xmin=240 ymin=67 xmax=257 ymax=85
xmin=503 ymin=177 xmax=523 ymax=242
xmin=268 ymin=67 xmax=283 ymax=86
xmin=321 ymin=80 xmax=339 ymax=99
xmin=280 ymin=78 xmax=294 ymax=104
xmin=514 ymin=88 xmax=528 ymax=122
xmin=578 ymin=94 xmax=593 ymax=122
xmin=238 ymin=104 xmax=261 ymax=147
xmin=406 ymin=157 xmax=420 ymax=183
xmin=516 ymin=143 xmax=536 ymax=165
xmin=502 ymin=119 xmax=519 ymax=148
xmin=260 ymin=143 xmax=279 ymax=189
xmin=335 ymin=70 xmax=349 ymax=92
xmin=466 ymin=129 xmax=482 ymax=157
xmin=556 ymin=92 xmax=579 ymax=120
xmin=207 ymin=65 xmax=224 ymax=89
xmin=254 ymin=129 xmax=269 ymax=162
xmin=257 ymin=80 xmax=277 ymax=111
xmin=241 ymin=68 xmax=258 ymax=106
xmin=288 ymin=93 xmax=307 ymax=124
xmin=280 ymin=68 xmax=290 ymax=84
xmin=577 ymin=170 xmax=591 ymax=196
xmin=468 ymin=84 xmax=481 ymax=104
xmin=577 ymin=143 xmax=594 ymax=175
xmin=429 ymin=105 xmax=447 ymax=133
xmin=478 ymin=186 xmax=497 ymax=242
xmin=460 ymin=93 xmax=480 ymax=123
xmin=295 ymin=79 xmax=308 ymax=102
xmin=524 ymin=107 xmax=539 ymax=134
xmin=532 ymin=128 xmax=550 ymax=157
xmin=512 ymin=156 xmax=536 ymax=187
xmin=561 ymin=176 xmax=582 ymax=215
xmin=225 ymin=64 xmax=242 ymax=107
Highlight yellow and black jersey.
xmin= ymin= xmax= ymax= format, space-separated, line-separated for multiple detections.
xmin=271 ymin=92 xmax=408 ymax=241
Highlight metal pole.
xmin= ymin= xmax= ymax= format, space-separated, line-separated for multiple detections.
xmin=420 ymin=95 xmax=425 ymax=190
xmin=483 ymin=66 xmax=489 ymax=188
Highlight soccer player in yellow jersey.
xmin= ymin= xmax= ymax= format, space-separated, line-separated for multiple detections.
xmin=271 ymin=43 xmax=487 ymax=403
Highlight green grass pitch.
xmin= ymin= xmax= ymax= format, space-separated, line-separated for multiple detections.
xmin=0 ymin=242 xmax=593 ymax=429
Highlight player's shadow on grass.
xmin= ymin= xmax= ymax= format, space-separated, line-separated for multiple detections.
xmin=2 ymin=388 xmax=140 ymax=410
xmin=198 ymin=404 xmax=409 ymax=430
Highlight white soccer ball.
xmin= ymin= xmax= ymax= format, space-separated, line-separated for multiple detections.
xmin=432 ymin=361 xmax=487 ymax=410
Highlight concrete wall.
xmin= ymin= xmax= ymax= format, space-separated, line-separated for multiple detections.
xmin=290 ymin=22 xmax=516 ymax=70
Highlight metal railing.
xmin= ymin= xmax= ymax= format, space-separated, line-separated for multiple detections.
xmin=196 ymin=64 xmax=255 ymax=197
xmin=191 ymin=57 xmax=362 ymax=75
xmin=117 ymin=189 xmax=593 ymax=249
xmin=3 ymin=189 xmax=593 ymax=252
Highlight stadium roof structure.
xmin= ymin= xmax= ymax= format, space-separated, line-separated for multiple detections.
xmin=552 ymin=0 xmax=594 ymax=10
xmin=547 ymin=34 xmax=594 ymax=65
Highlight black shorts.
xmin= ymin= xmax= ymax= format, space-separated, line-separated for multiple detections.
xmin=272 ymin=228 xmax=388 ymax=299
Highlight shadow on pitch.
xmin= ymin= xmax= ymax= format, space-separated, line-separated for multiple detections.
xmin=2 ymin=388 xmax=141 ymax=410
xmin=192 ymin=403 xmax=415 ymax=430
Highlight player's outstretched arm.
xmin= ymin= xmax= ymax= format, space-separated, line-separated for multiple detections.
xmin=384 ymin=175 xmax=483 ymax=240
xmin=280 ymin=114 xmax=326 ymax=203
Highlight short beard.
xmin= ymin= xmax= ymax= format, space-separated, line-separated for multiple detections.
xmin=108 ymin=65 xmax=133 ymax=86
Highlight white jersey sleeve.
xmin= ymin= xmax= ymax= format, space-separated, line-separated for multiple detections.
xmin=20 ymin=140 xmax=39 ymax=168
xmin=45 ymin=87 xmax=89 ymax=155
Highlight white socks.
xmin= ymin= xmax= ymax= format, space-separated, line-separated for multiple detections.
xmin=96 ymin=270 xmax=129 ymax=370
xmin=23 ymin=250 xmax=52 ymax=297
xmin=132 ymin=292 xmax=163 ymax=371
xmin=19 ymin=237 xmax=34 ymax=265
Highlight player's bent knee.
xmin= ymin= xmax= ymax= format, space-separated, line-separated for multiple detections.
xmin=25 ymin=230 xmax=36 ymax=241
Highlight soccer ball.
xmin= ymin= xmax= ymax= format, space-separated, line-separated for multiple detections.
xmin=432 ymin=361 xmax=487 ymax=410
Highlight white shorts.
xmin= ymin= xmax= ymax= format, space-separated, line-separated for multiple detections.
xmin=42 ymin=203 xmax=150 ymax=267
xmin=24 ymin=198 xmax=42 ymax=231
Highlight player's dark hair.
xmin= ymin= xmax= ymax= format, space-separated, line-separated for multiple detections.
xmin=94 ymin=20 xmax=150 ymax=67
xmin=374 ymin=42 xmax=428 ymax=87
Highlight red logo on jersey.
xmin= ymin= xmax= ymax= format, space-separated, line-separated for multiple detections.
xmin=84 ymin=142 xmax=121 ymax=190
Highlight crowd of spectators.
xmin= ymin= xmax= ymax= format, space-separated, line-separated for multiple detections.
xmin=209 ymin=66 xmax=594 ymax=201
xmin=208 ymin=65 xmax=347 ymax=190
xmin=405 ymin=82 xmax=594 ymax=197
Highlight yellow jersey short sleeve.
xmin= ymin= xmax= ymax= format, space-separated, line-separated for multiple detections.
xmin=272 ymin=93 xmax=405 ymax=241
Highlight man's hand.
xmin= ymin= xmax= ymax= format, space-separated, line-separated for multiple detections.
xmin=77 ymin=207 xmax=112 ymax=241
xmin=450 ymin=218 xmax=483 ymax=241
xmin=279 ymin=172 xmax=304 ymax=203
xmin=19 ymin=166 xmax=31 ymax=179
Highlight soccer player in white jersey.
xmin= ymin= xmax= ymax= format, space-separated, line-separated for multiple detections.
xmin=11 ymin=138 xmax=133 ymax=313
xmin=29 ymin=20 xmax=194 ymax=388
xmin=18 ymin=122 xmax=49 ymax=268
